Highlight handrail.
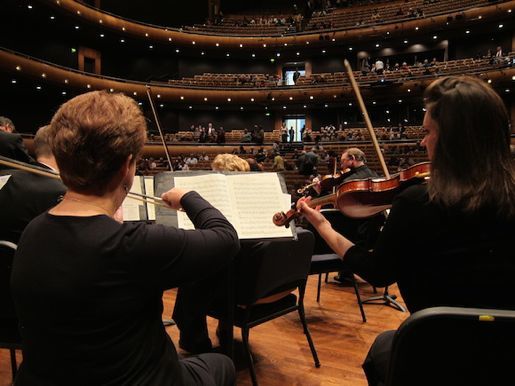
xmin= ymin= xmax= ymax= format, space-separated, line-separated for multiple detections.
xmin=1 ymin=47 xmax=513 ymax=95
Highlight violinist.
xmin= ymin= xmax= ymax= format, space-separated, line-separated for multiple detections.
xmin=0 ymin=125 xmax=66 ymax=243
xmin=11 ymin=91 xmax=240 ymax=386
xmin=297 ymin=76 xmax=515 ymax=386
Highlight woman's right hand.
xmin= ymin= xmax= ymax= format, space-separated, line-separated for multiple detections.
xmin=161 ymin=188 xmax=191 ymax=210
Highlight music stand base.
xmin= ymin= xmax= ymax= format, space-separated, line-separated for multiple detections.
xmin=362 ymin=287 xmax=406 ymax=312
xmin=162 ymin=319 xmax=176 ymax=327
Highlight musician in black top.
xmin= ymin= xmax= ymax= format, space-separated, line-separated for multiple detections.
xmin=297 ymin=76 xmax=515 ymax=385
xmin=11 ymin=91 xmax=240 ymax=386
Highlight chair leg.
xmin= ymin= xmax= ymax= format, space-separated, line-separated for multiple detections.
xmin=298 ymin=300 xmax=321 ymax=368
xmin=350 ymin=276 xmax=367 ymax=323
xmin=324 ymin=272 xmax=329 ymax=283
xmin=10 ymin=348 xmax=17 ymax=381
xmin=241 ymin=327 xmax=258 ymax=386
xmin=316 ymin=273 xmax=322 ymax=303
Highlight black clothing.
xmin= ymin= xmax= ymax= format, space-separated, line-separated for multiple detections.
xmin=344 ymin=164 xmax=377 ymax=181
xmin=0 ymin=131 xmax=34 ymax=167
xmin=0 ymin=165 xmax=66 ymax=243
xmin=344 ymin=184 xmax=515 ymax=386
xmin=11 ymin=191 xmax=240 ymax=386
xmin=345 ymin=184 xmax=515 ymax=313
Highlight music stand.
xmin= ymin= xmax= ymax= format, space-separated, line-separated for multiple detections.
xmin=362 ymin=286 xmax=406 ymax=312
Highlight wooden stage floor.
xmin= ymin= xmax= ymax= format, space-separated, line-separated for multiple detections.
xmin=0 ymin=276 xmax=408 ymax=385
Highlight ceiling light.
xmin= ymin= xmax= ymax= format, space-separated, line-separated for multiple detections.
xmin=498 ymin=24 xmax=503 ymax=28
xmin=375 ymin=43 xmax=379 ymax=47
xmin=216 ymin=43 xmax=219 ymax=46
xmin=36 ymin=86 xmax=41 ymax=90
xmin=289 ymin=96 xmax=293 ymax=100
xmin=100 ymin=34 xmax=104 ymax=38
xmin=159 ymin=104 xmax=164 ymax=108
xmin=204 ymin=97 xmax=208 ymax=101
xmin=86 ymin=84 xmax=91 ymax=89
xmin=227 ymin=98 xmax=231 ymax=102
xmin=322 ymin=50 xmax=326 ymax=53
xmin=145 ymin=33 xmax=149 ymax=37
xmin=415 ymin=26 xmax=419 ymax=30
xmin=62 ymin=91 xmax=66 ymax=95
xmin=310 ymin=96 xmax=314 ymax=99
xmin=226 ymin=53 xmax=230 ymax=57
xmin=75 ymin=26 xmax=79 ymax=30
xmin=215 ymin=106 xmax=219 ymax=110
xmin=169 ymin=37 xmax=172 ymax=41
xmin=276 ymin=53 xmax=280 ymax=57
xmin=465 ymin=30 xmax=470 ymax=34
xmin=192 ymin=41 xmax=196 ymax=45
xmin=283 ymin=106 xmax=287 ymax=109
xmin=11 ymin=79 xmax=16 ymax=84
xmin=296 ymin=52 xmax=300 ymax=56
xmin=149 ymin=45 xmax=153 ymax=49
xmin=263 ymin=44 xmax=267 ymax=47
xmin=110 ymin=88 xmax=114 ymax=92
xmin=27 ymin=5 xmax=33 ymax=9
xmin=189 ymin=106 xmax=192 ymax=109
xmin=50 ymin=16 xmax=55 ymax=20
xmin=120 ymin=39 xmax=125 ymax=43
xmin=122 ymin=27 xmax=126 ymax=31
xmin=240 ymin=44 xmax=243 ymax=48
xmin=201 ymin=52 xmax=205 ymax=55
xmin=251 ymin=98 xmax=254 ymax=102
xmin=404 ymin=40 xmax=408 ymax=44
xmin=348 ymin=47 xmax=353 ymax=51
xmin=180 ymin=96 xmax=184 ymax=100
xmin=176 ymin=49 xmax=180 ymax=53
xmin=252 ymin=53 xmax=256 ymax=57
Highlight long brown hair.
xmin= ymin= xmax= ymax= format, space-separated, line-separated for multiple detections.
xmin=424 ymin=76 xmax=514 ymax=218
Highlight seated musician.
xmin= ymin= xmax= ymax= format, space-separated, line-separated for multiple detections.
xmin=0 ymin=125 xmax=66 ymax=243
xmin=11 ymin=91 xmax=240 ymax=386
xmin=173 ymin=153 xmax=250 ymax=354
xmin=297 ymin=76 xmax=515 ymax=386
xmin=0 ymin=116 xmax=34 ymax=167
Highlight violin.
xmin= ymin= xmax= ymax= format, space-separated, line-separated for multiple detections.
xmin=297 ymin=169 xmax=353 ymax=195
xmin=273 ymin=162 xmax=430 ymax=227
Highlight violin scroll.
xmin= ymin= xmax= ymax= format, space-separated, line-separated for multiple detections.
xmin=272 ymin=210 xmax=297 ymax=227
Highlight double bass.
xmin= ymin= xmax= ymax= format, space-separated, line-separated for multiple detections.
xmin=274 ymin=60 xmax=430 ymax=227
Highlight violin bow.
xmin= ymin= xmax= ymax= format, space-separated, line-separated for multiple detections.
xmin=343 ymin=59 xmax=390 ymax=179
xmin=145 ymin=86 xmax=174 ymax=171
xmin=0 ymin=155 xmax=168 ymax=208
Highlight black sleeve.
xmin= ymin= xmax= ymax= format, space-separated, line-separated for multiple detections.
xmin=344 ymin=187 xmax=425 ymax=287
xmin=134 ymin=191 xmax=240 ymax=290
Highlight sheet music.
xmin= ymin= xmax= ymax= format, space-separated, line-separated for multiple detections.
xmin=122 ymin=176 xmax=146 ymax=221
xmin=174 ymin=174 xmax=241 ymax=231
xmin=226 ymin=173 xmax=293 ymax=239
xmin=0 ymin=175 xmax=11 ymax=190
xmin=144 ymin=176 xmax=156 ymax=221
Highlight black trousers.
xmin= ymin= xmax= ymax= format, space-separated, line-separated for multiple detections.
xmin=362 ymin=330 xmax=395 ymax=386
xmin=180 ymin=353 xmax=235 ymax=386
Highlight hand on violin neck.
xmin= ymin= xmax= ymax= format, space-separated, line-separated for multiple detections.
xmin=296 ymin=197 xmax=326 ymax=228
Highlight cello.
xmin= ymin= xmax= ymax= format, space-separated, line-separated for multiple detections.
xmin=273 ymin=60 xmax=430 ymax=227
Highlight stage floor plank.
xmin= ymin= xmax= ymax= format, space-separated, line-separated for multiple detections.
xmin=0 ymin=276 xmax=407 ymax=385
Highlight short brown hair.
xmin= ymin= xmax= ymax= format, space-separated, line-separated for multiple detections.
xmin=33 ymin=125 xmax=53 ymax=159
xmin=424 ymin=76 xmax=514 ymax=217
xmin=211 ymin=154 xmax=250 ymax=172
xmin=344 ymin=147 xmax=366 ymax=162
xmin=49 ymin=91 xmax=147 ymax=194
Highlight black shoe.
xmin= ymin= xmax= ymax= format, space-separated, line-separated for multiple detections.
xmin=178 ymin=338 xmax=213 ymax=354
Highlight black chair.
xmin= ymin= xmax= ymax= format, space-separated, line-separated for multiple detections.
xmin=0 ymin=240 xmax=22 ymax=382
xmin=385 ymin=306 xmax=515 ymax=386
xmin=208 ymin=228 xmax=320 ymax=386
xmin=307 ymin=209 xmax=385 ymax=323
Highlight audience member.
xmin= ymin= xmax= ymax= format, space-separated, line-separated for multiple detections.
xmin=0 ymin=116 xmax=34 ymax=167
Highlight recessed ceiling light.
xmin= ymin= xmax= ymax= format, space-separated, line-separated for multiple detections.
xmin=180 ymin=96 xmax=184 ymax=100
xmin=283 ymin=106 xmax=287 ymax=109
xmin=306 ymin=41 xmax=310 ymax=45
xmin=375 ymin=43 xmax=379 ymax=47
xmin=100 ymin=34 xmax=104 ymax=38
xmin=215 ymin=106 xmax=219 ymax=110
xmin=189 ymin=106 xmax=192 ymax=109
xmin=404 ymin=40 xmax=408 ymax=44
xmin=11 ymin=79 xmax=16 ymax=84
xmin=120 ymin=39 xmax=125 ymax=43
xmin=415 ymin=26 xmax=419 ymax=30
xmin=36 ymin=86 xmax=41 ymax=90
xmin=216 ymin=43 xmax=219 ymax=46
xmin=62 ymin=91 xmax=66 ymax=95
xmin=310 ymin=96 xmax=314 ymax=99
xmin=149 ymin=45 xmax=153 ymax=49
xmin=75 ymin=26 xmax=79 ymax=30
xmin=276 ymin=53 xmax=280 ymax=57
xmin=50 ymin=16 xmax=55 ymax=20
xmin=498 ymin=24 xmax=503 ymax=28
xmin=252 ymin=53 xmax=255 ymax=57
xmin=86 ymin=84 xmax=91 ymax=89
xmin=176 ymin=49 xmax=180 ymax=53
xmin=465 ymin=30 xmax=470 ymax=34
xmin=251 ymin=98 xmax=254 ymax=102
xmin=296 ymin=52 xmax=300 ymax=56
xmin=227 ymin=98 xmax=231 ymax=102
xmin=204 ymin=97 xmax=208 ymax=101
xmin=145 ymin=33 xmax=149 ymax=37
xmin=159 ymin=104 xmax=164 ymax=108
xmin=27 ymin=5 xmax=33 ymax=9
xmin=289 ymin=97 xmax=293 ymax=100
xmin=122 ymin=27 xmax=126 ymax=31
xmin=263 ymin=44 xmax=267 ymax=47
xmin=201 ymin=51 xmax=205 ymax=55
xmin=433 ymin=35 xmax=437 ymax=39
xmin=192 ymin=41 xmax=196 ymax=45
xmin=348 ymin=47 xmax=353 ymax=51
xmin=240 ymin=44 xmax=243 ymax=48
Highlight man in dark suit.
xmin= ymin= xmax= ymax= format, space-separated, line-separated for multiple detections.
xmin=0 ymin=116 xmax=34 ymax=167
xmin=0 ymin=125 xmax=66 ymax=243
